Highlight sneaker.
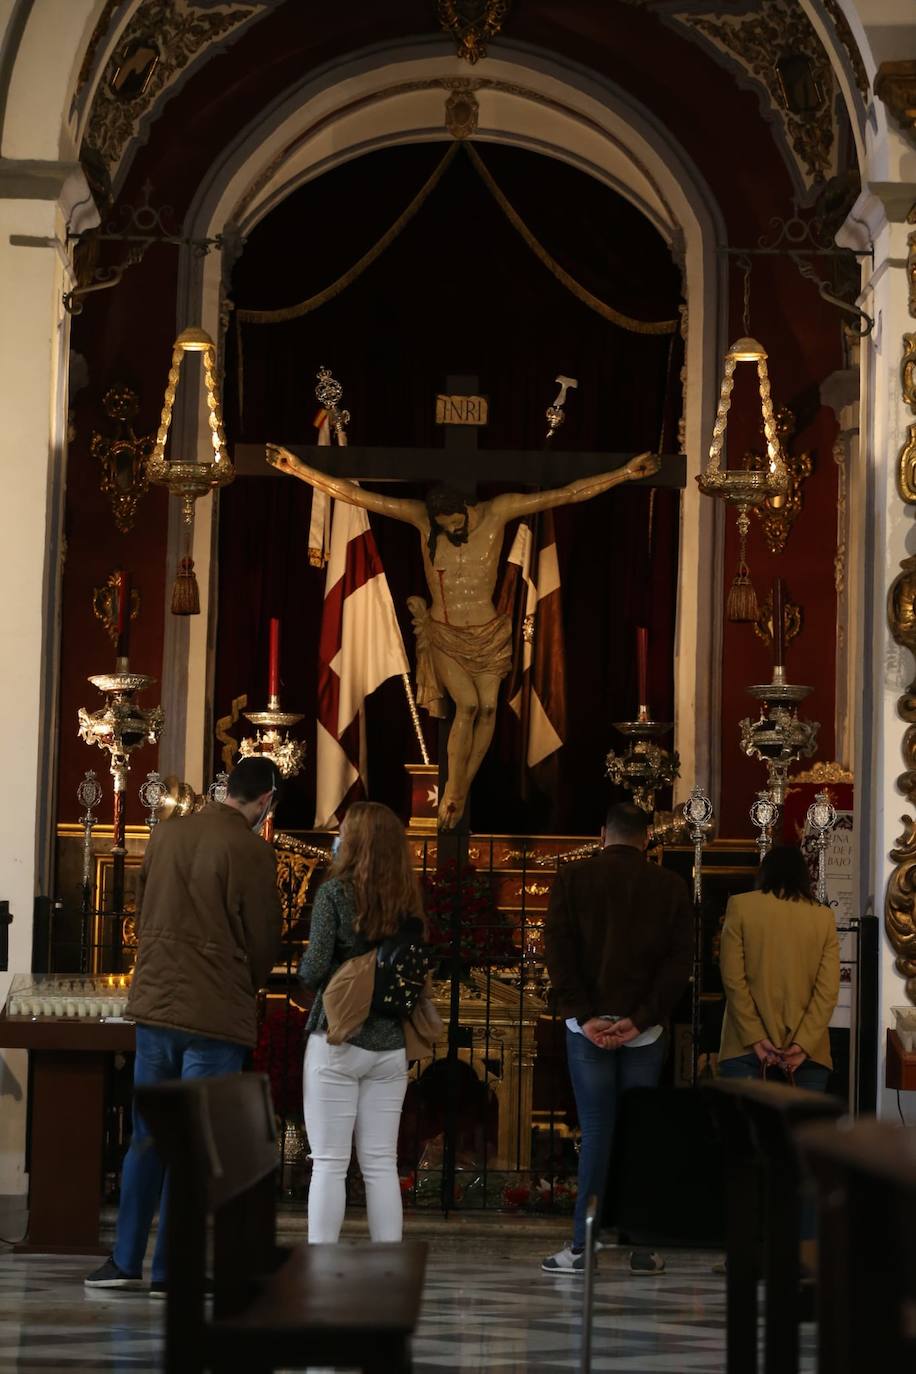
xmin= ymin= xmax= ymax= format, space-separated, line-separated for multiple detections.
xmin=84 ymin=1256 xmax=143 ymax=1290
xmin=630 ymin=1249 xmax=665 ymax=1275
xmin=541 ymin=1245 xmax=587 ymax=1274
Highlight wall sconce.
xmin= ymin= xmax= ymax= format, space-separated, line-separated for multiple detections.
xmin=696 ymin=336 xmax=789 ymax=621
xmin=746 ymin=405 xmax=813 ymax=555
xmin=90 ymin=386 xmax=154 ymax=533
xmin=146 ymin=326 xmax=234 ymax=613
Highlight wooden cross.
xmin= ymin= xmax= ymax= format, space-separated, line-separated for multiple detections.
xmin=236 ymin=371 xmax=686 ymax=491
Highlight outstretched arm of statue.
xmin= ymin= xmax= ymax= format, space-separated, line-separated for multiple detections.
xmin=490 ymin=451 xmax=660 ymax=519
xmin=266 ymin=444 xmax=426 ymax=525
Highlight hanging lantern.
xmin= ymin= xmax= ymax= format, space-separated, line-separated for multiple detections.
xmin=697 ymin=337 xmax=789 ymax=621
xmin=146 ymin=327 xmax=235 ymax=615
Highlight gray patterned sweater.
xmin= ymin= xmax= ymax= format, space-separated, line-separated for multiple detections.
xmin=298 ymin=877 xmax=405 ymax=1051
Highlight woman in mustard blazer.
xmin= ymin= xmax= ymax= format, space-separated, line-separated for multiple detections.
xmin=718 ymin=845 xmax=840 ymax=1090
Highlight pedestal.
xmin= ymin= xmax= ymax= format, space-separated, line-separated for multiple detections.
xmin=0 ymin=1017 xmax=136 ymax=1253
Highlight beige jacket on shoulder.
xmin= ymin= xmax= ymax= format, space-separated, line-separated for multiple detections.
xmin=718 ymin=890 xmax=840 ymax=1069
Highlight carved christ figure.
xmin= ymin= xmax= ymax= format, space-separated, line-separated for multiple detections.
xmin=267 ymin=445 xmax=659 ymax=828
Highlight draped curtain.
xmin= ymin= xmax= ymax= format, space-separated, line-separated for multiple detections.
xmin=217 ymin=143 xmax=683 ymax=833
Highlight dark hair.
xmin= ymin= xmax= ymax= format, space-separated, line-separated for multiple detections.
xmin=425 ymin=484 xmax=474 ymax=561
xmin=604 ymin=802 xmax=649 ymax=844
xmin=227 ymin=756 xmax=282 ymax=803
xmin=754 ymin=845 xmax=815 ymax=902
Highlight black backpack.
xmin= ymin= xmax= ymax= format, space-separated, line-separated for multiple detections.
xmin=371 ymin=918 xmax=428 ymax=1019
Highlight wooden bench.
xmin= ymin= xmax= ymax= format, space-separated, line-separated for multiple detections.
xmin=136 ymin=1073 xmax=428 ymax=1373
xmin=702 ymin=1077 xmax=845 ymax=1374
xmin=797 ymin=1117 xmax=916 ymax=1374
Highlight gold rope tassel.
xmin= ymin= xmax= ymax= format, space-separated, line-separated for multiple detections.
xmin=726 ymin=509 xmax=757 ymax=622
xmin=171 ymin=556 xmax=200 ymax=616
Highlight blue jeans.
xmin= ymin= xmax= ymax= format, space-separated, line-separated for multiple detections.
xmin=717 ymin=1051 xmax=830 ymax=1241
xmin=113 ymin=1025 xmax=246 ymax=1282
xmin=566 ymin=1028 xmax=668 ymax=1251
xmin=717 ymin=1052 xmax=830 ymax=1094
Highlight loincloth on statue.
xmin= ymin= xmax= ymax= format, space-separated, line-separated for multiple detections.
xmin=407 ymin=597 xmax=513 ymax=720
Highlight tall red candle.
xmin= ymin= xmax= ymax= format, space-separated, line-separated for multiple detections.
xmin=637 ymin=626 xmax=648 ymax=710
xmin=268 ymin=618 xmax=281 ymax=699
xmin=772 ymin=579 xmax=785 ymax=669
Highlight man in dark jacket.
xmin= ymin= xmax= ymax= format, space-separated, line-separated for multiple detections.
xmin=85 ymin=756 xmax=283 ymax=1294
xmin=542 ymin=803 xmax=693 ymax=1275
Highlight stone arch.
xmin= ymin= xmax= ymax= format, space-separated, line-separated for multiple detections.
xmin=167 ymin=40 xmax=728 ymax=803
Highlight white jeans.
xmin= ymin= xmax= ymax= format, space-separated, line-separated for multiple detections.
xmin=304 ymin=1032 xmax=408 ymax=1243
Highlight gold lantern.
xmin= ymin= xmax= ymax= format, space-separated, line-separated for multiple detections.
xmin=697 ymin=337 xmax=789 ymax=621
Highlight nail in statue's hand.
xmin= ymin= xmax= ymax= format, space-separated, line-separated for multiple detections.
xmin=625 ymin=452 xmax=660 ymax=481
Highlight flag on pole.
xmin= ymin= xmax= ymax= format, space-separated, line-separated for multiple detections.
xmin=497 ymin=511 xmax=567 ymax=774
xmin=307 ymin=410 xmax=331 ymax=567
xmin=314 ymin=493 xmax=410 ymax=827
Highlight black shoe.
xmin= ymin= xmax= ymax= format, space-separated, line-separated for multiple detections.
xmin=84 ymin=1256 xmax=143 ymax=1290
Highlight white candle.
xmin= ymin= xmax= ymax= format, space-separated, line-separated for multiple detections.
xmin=65 ymin=1000 xmax=77 ymax=1018
xmin=8 ymin=998 xmax=20 ymax=1017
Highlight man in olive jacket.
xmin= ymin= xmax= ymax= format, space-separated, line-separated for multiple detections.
xmin=542 ymin=803 xmax=693 ymax=1276
xmin=85 ymin=757 xmax=283 ymax=1294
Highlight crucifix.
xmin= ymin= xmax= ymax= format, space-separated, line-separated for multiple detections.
xmin=262 ymin=372 xmax=685 ymax=831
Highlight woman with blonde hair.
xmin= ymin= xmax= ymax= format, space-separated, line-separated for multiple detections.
xmin=299 ymin=801 xmax=424 ymax=1243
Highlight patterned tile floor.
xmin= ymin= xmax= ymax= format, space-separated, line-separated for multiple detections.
xmin=0 ymin=1222 xmax=817 ymax=1372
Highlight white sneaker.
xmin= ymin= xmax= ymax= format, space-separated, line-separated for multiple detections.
xmin=541 ymin=1245 xmax=587 ymax=1274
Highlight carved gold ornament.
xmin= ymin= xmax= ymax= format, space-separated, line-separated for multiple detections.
xmin=146 ymin=327 xmax=234 ymax=524
xmin=445 ymin=82 xmax=479 ymax=139
xmin=438 ymin=1 xmax=511 ymax=65
xmin=753 ymin=589 xmax=801 ymax=651
xmin=874 ymin=61 xmax=916 ymax=139
xmin=676 ymin=0 xmax=837 ymax=192
xmin=790 ymin=760 xmax=853 ymax=786
xmin=746 ymin=406 xmax=813 ymax=555
xmin=886 ymin=545 xmax=916 ymax=1003
xmin=93 ymin=571 xmax=140 ymax=645
xmin=82 ymin=1 xmax=261 ymax=180
xmin=90 ymin=386 xmax=154 ymax=533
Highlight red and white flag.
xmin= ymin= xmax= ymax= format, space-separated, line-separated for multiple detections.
xmin=499 ymin=510 xmax=567 ymax=772
xmin=314 ymin=493 xmax=410 ymax=827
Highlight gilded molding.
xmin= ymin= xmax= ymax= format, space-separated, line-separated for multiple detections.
xmin=438 ymin=1 xmax=511 ymax=65
xmin=886 ymin=554 xmax=916 ymax=1005
xmin=82 ymin=1 xmax=263 ymax=182
xmin=677 ymin=1 xmax=836 ymax=189
xmin=874 ymin=61 xmax=916 ymax=140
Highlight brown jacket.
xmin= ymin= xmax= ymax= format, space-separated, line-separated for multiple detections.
xmin=718 ymin=890 xmax=839 ymax=1068
xmin=544 ymin=845 xmax=694 ymax=1031
xmin=126 ymin=804 xmax=282 ymax=1047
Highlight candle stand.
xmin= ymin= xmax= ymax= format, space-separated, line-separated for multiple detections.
xmin=739 ymin=578 xmax=819 ymax=805
xmin=605 ymin=712 xmax=680 ymax=814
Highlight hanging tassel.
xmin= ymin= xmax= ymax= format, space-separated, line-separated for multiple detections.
xmin=171 ymin=556 xmax=200 ymax=616
xmin=726 ymin=508 xmax=757 ymax=622
xmin=726 ymin=565 xmax=758 ymax=622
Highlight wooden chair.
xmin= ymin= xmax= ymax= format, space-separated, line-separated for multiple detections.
xmin=137 ymin=1072 xmax=427 ymax=1373
xmin=797 ymin=1117 xmax=916 ymax=1374
xmin=702 ymin=1077 xmax=845 ymax=1374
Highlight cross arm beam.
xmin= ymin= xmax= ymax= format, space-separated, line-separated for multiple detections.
xmin=235 ymin=445 xmax=686 ymax=489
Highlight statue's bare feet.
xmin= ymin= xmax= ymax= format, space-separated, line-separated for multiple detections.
xmin=438 ymin=790 xmax=466 ymax=830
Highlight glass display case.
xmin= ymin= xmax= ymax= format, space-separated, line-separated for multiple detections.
xmin=3 ymin=972 xmax=131 ymax=1021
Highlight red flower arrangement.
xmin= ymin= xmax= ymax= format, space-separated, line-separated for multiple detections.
xmin=254 ymin=1002 xmax=307 ymax=1121
xmin=422 ymin=861 xmax=516 ymax=968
